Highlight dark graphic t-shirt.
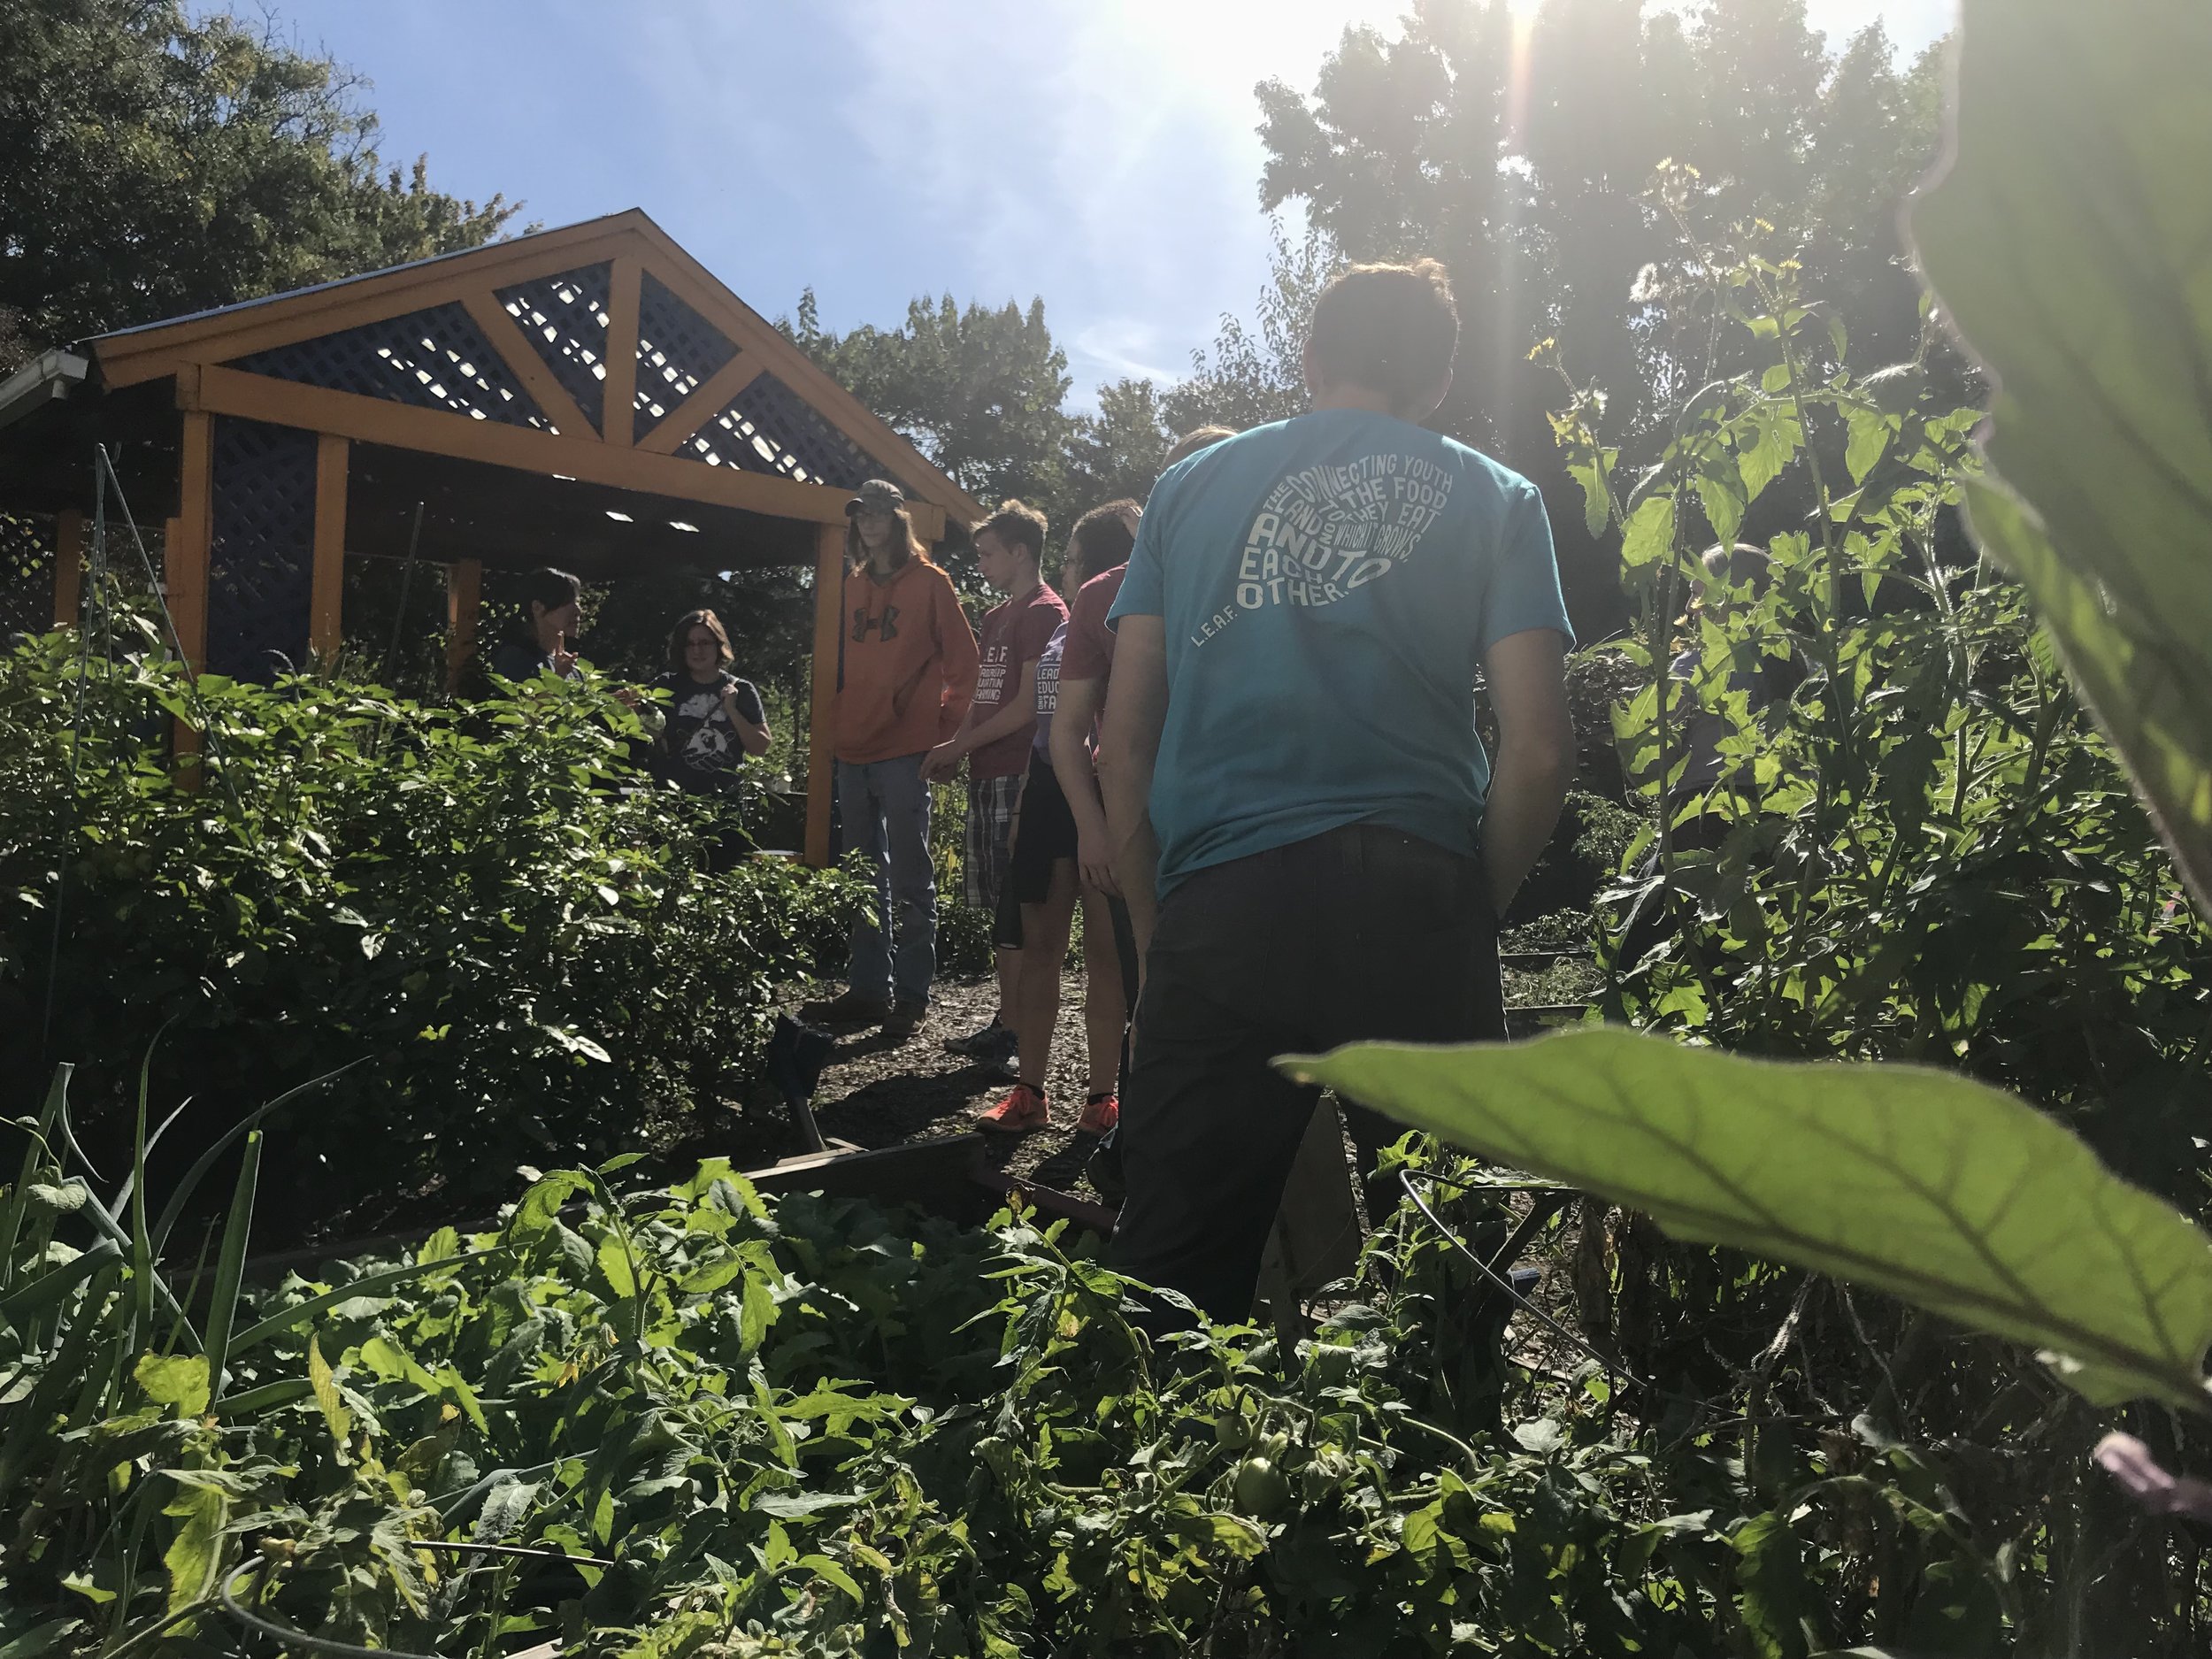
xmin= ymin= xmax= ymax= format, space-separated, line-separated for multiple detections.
xmin=654 ymin=670 xmax=765 ymax=793
xmin=489 ymin=634 xmax=579 ymax=682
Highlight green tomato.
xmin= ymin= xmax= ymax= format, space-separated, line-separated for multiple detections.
xmin=1233 ymin=1456 xmax=1294 ymax=1519
xmin=1214 ymin=1414 xmax=1256 ymax=1452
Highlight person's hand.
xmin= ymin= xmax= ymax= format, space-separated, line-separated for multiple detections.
xmin=1076 ymin=828 xmax=1120 ymax=896
xmin=611 ymin=686 xmax=641 ymax=709
xmin=552 ymin=647 xmax=578 ymax=677
xmin=920 ymin=738 xmax=964 ymax=782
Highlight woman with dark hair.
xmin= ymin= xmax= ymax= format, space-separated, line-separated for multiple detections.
xmin=797 ymin=480 xmax=979 ymax=1040
xmin=489 ymin=567 xmax=584 ymax=681
xmin=651 ymin=608 xmax=772 ymax=793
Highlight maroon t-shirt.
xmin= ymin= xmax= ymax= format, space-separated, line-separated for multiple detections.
xmin=1061 ymin=564 xmax=1127 ymax=683
xmin=969 ymin=582 xmax=1066 ymax=779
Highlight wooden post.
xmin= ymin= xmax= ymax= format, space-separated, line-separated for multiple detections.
xmin=169 ymin=413 xmax=213 ymax=781
xmin=804 ymin=522 xmax=845 ymax=867
xmin=309 ymin=434 xmax=348 ymax=661
xmin=52 ymin=510 xmax=84 ymax=626
xmin=446 ymin=557 xmax=482 ymax=693
xmin=169 ymin=413 xmax=212 ymax=669
xmin=601 ymin=257 xmax=641 ymax=448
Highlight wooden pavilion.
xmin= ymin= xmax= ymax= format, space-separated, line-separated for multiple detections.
xmin=0 ymin=209 xmax=984 ymax=863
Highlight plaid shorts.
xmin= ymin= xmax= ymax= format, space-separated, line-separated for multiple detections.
xmin=964 ymin=771 xmax=1024 ymax=910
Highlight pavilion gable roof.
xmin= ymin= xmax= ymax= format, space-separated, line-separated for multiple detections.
xmin=86 ymin=210 xmax=982 ymax=538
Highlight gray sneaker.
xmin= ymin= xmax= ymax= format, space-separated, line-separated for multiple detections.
xmin=881 ymin=998 xmax=928 ymax=1040
xmin=798 ymin=988 xmax=892 ymax=1027
xmin=942 ymin=1016 xmax=1015 ymax=1059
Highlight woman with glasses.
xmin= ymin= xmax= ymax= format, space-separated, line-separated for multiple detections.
xmin=651 ymin=607 xmax=772 ymax=867
xmin=654 ymin=609 xmax=771 ymax=782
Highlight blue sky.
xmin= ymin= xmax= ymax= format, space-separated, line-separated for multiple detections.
xmin=264 ymin=0 xmax=1955 ymax=407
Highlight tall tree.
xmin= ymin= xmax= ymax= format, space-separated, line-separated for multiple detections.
xmin=787 ymin=288 xmax=1075 ymax=528
xmin=0 ymin=0 xmax=517 ymax=371
xmin=1164 ymin=219 xmax=1345 ymax=437
xmin=1064 ymin=377 xmax=1175 ymax=513
xmin=1251 ymin=0 xmax=1947 ymax=629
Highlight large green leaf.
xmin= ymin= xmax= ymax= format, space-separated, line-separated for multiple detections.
xmin=1910 ymin=0 xmax=2212 ymax=910
xmin=1285 ymin=1029 xmax=2212 ymax=1409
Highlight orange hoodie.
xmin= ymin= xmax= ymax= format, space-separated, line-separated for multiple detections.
xmin=833 ymin=557 xmax=980 ymax=764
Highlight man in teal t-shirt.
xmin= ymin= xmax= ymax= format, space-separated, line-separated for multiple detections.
xmin=1098 ymin=257 xmax=1577 ymax=1325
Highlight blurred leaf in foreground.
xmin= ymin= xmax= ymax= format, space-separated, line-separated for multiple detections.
xmin=1912 ymin=0 xmax=2212 ymax=910
xmin=1286 ymin=1028 xmax=2212 ymax=1409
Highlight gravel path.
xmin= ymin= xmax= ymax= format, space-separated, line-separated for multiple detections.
xmin=789 ymin=970 xmax=1117 ymax=1199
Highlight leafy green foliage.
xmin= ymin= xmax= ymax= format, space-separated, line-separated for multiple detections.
xmin=0 ymin=0 xmax=514 ymax=369
xmin=787 ymin=288 xmax=1076 ymax=527
xmin=2 ymin=1117 xmax=2027 ymax=1657
xmin=1534 ymin=207 xmax=2212 ymax=1210
xmin=1291 ymin=1029 xmax=2212 ymax=1409
xmin=1910 ymin=0 xmax=2212 ymax=915
xmin=1279 ymin=62 xmax=2212 ymax=1640
xmin=0 ymin=634 xmax=858 ymax=1218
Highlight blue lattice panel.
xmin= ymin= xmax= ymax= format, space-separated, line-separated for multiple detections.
xmin=496 ymin=264 xmax=612 ymax=436
xmin=634 ymin=272 xmax=738 ymax=442
xmin=0 ymin=514 xmax=56 ymax=642
xmin=234 ymin=305 xmax=546 ymax=429
xmin=678 ymin=371 xmax=906 ymax=496
xmin=206 ymin=419 xmax=319 ymax=680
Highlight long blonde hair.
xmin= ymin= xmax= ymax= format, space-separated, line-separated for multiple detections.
xmin=845 ymin=504 xmax=930 ymax=572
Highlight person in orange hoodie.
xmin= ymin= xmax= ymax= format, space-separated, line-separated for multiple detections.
xmin=800 ymin=480 xmax=980 ymax=1038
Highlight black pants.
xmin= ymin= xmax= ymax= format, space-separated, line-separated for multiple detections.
xmin=1105 ymin=894 xmax=1140 ymax=1092
xmin=1109 ymin=824 xmax=1504 ymax=1324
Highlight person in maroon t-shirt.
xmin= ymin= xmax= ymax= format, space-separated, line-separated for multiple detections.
xmin=978 ymin=500 xmax=1143 ymax=1137
xmin=922 ymin=501 xmax=1066 ymax=1068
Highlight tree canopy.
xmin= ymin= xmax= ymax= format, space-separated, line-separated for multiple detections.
xmin=1249 ymin=0 xmax=1945 ymax=621
xmin=0 ymin=0 xmax=516 ymax=372
xmin=3 ymin=0 xmax=1950 ymax=644
xmin=770 ymin=1 xmax=1944 ymax=631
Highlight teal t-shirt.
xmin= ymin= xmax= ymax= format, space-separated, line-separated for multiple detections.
xmin=1109 ymin=409 xmax=1572 ymax=897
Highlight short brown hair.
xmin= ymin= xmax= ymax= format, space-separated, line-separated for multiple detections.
xmin=668 ymin=608 xmax=732 ymax=672
xmin=1307 ymin=258 xmax=1459 ymax=412
xmin=1163 ymin=426 xmax=1236 ymax=472
xmin=972 ymin=499 xmax=1048 ymax=564
xmin=1067 ymin=500 xmax=1141 ymax=588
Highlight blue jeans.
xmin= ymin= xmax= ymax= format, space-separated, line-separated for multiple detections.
xmin=837 ymin=754 xmax=936 ymax=1006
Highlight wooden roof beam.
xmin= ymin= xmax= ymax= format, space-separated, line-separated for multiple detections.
xmin=96 ymin=222 xmax=643 ymax=388
xmin=618 ymin=221 xmax=986 ymax=526
xmin=635 ymin=353 xmax=763 ymax=457
xmin=459 ymin=290 xmax=597 ymax=438
xmin=175 ymin=362 xmax=944 ymax=541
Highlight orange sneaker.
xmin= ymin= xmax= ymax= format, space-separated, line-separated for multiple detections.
xmin=976 ymin=1082 xmax=1050 ymax=1134
xmin=1076 ymin=1091 xmax=1119 ymax=1135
